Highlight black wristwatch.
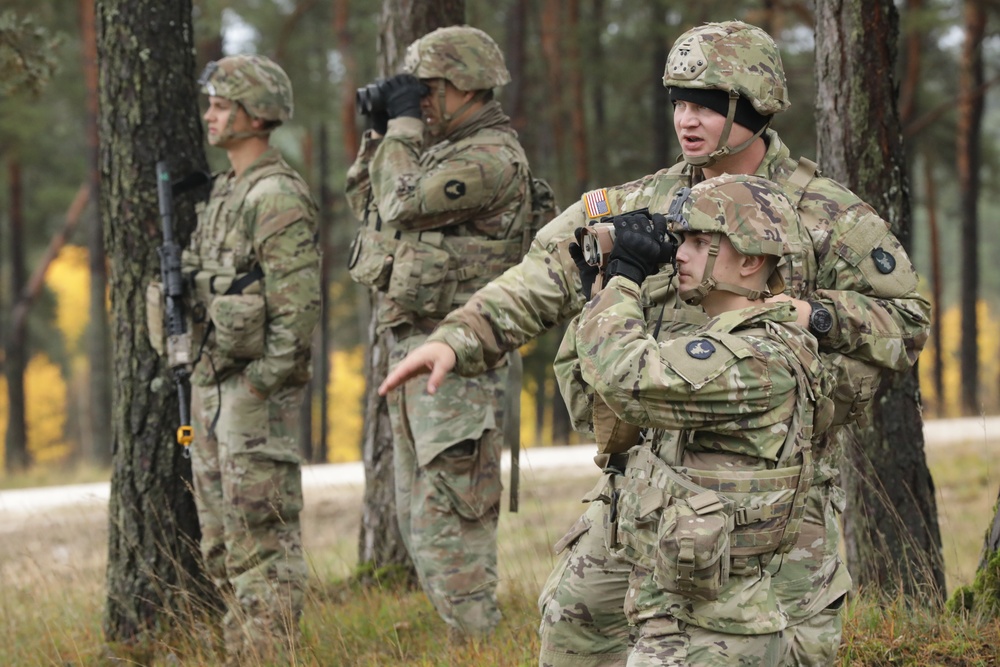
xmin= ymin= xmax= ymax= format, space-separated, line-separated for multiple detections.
xmin=807 ymin=300 xmax=834 ymax=337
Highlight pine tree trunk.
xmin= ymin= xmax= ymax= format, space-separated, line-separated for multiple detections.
xmin=81 ymin=0 xmax=113 ymax=466
xmin=814 ymin=0 xmax=944 ymax=600
xmin=957 ymin=0 xmax=984 ymax=416
xmin=96 ymin=0 xmax=216 ymax=641
xmin=4 ymin=156 xmax=29 ymax=474
xmin=357 ymin=0 xmax=465 ymax=583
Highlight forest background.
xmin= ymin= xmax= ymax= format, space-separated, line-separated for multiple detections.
xmin=1 ymin=0 xmax=999 ymax=472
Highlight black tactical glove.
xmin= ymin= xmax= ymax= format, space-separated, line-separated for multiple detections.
xmin=384 ymin=74 xmax=428 ymax=121
xmin=371 ymin=107 xmax=390 ymax=135
xmin=650 ymin=212 xmax=678 ymax=266
xmin=569 ymin=226 xmax=600 ymax=300
xmin=605 ymin=212 xmax=664 ymax=286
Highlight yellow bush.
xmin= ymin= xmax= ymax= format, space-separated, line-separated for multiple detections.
xmin=326 ymin=346 xmax=365 ymax=463
xmin=45 ymin=245 xmax=90 ymax=354
xmin=918 ymin=300 xmax=1000 ymax=418
xmin=0 ymin=353 xmax=70 ymax=468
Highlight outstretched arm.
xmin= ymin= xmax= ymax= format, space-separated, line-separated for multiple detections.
xmin=378 ymin=341 xmax=457 ymax=396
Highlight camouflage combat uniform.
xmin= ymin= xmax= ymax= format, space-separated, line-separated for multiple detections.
xmin=425 ymin=22 xmax=931 ymax=667
xmin=345 ymin=26 xmax=533 ymax=639
xmin=183 ymin=55 xmax=321 ymax=662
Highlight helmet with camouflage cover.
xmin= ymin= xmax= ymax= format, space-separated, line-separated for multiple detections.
xmin=199 ymin=54 xmax=294 ymax=123
xmin=402 ymin=25 xmax=511 ymax=91
xmin=664 ymin=21 xmax=790 ymax=116
xmin=666 ymin=174 xmax=799 ymax=303
xmin=664 ymin=21 xmax=789 ymax=168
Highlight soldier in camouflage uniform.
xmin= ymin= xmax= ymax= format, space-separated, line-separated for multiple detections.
xmin=184 ymin=54 xmax=320 ymax=663
xmin=381 ymin=21 xmax=930 ymax=666
xmin=566 ymin=174 xmax=834 ymax=664
xmin=346 ymin=26 xmax=534 ymax=640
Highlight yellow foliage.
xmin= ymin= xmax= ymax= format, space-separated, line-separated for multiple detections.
xmin=918 ymin=300 xmax=1000 ymax=418
xmin=45 ymin=245 xmax=91 ymax=354
xmin=0 ymin=353 xmax=70 ymax=469
xmin=326 ymin=346 xmax=365 ymax=463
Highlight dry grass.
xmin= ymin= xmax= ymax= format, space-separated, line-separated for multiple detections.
xmin=1 ymin=437 xmax=999 ymax=665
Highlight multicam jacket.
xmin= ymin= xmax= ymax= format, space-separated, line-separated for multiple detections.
xmin=182 ymin=147 xmax=320 ymax=394
xmin=427 ymin=129 xmax=930 ymax=379
xmin=345 ymin=101 xmax=532 ymax=333
xmin=573 ymin=277 xmax=830 ymax=633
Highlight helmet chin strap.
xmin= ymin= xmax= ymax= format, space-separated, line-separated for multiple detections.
xmin=211 ymin=102 xmax=271 ymax=146
xmin=428 ymin=81 xmax=484 ymax=138
xmin=679 ymin=232 xmax=772 ymax=305
xmin=684 ymin=90 xmax=770 ymax=169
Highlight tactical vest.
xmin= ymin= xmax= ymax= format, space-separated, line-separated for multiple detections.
xmin=599 ymin=317 xmax=832 ymax=601
xmin=348 ymin=134 xmax=551 ymax=320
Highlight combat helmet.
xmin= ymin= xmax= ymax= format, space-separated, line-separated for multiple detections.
xmin=403 ymin=25 xmax=511 ymax=91
xmin=666 ymin=173 xmax=799 ymax=304
xmin=199 ymin=54 xmax=293 ymax=144
xmin=664 ymin=21 xmax=790 ymax=168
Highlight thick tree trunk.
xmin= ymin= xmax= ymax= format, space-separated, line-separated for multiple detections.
xmin=357 ymin=0 xmax=465 ymax=583
xmin=4 ymin=156 xmax=29 ymax=474
xmin=96 ymin=0 xmax=216 ymax=641
xmin=81 ymin=0 xmax=113 ymax=466
xmin=814 ymin=0 xmax=944 ymax=600
xmin=957 ymin=0 xmax=984 ymax=416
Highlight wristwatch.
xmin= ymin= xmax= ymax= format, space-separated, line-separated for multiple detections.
xmin=807 ymin=301 xmax=834 ymax=337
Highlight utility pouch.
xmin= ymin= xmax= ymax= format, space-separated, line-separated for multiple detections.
xmin=209 ymin=293 xmax=266 ymax=360
xmin=386 ymin=237 xmax=455 ymax=317
xmin=347 ymin=226 xmax=396 ymax=290
xmin=653 ymin=491 xmax=733 ymax=602
xmin=145 ymin=281 xmax=167 ymax=357
xmin=612 ymin=477 xmax=664 ymax=570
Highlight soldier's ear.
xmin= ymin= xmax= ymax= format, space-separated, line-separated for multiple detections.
xmin=739 ymin=254 xmax=767 ymax=278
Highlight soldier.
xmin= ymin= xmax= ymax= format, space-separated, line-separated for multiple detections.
xmin=380 ymin=20 xmax=930 ymax=666
xmin=569 ymin=174 xmax=834 ymax=664
xmin=346 ymin=25 xmax=536 ymax=640
xmin=184 ymin=54 xmax=320 ymax=663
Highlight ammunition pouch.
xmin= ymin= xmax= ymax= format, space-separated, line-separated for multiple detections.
xmin=386 ymin=234 xmax=455 ymax=316
xmin=347 ymin=226 xmax=395 ymax=290
xmin=612 ymin=447 xmax=809 ymax=602
xmin=208 ymin=293 xmax=266 ymax=360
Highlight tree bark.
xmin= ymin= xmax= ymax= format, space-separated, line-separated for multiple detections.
xmin=81 ymin=0 xmax=113 ymax=466
xmin=814 ymin=0 xmax=944 ymax=600
xmin=4 ymin=156 xmax=29 ymax=473
xmin=957 ymin=0 xmax=984 ymax=416
xmin=96 ymin=0 xmax=216 ymax=641
xmin=357 ymin=0 xmax=465 ymax=583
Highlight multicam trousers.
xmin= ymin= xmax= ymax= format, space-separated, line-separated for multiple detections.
xmin=388 ymin=331 xmax=507 ymax=639
xmin=191 ymin=375 xmax=307 ymax=663
xmin=538 ymin=482 xmax=851 ymax=667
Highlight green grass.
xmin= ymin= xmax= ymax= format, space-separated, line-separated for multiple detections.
xmin=2 ymin=438 xmax=1000 ymax=665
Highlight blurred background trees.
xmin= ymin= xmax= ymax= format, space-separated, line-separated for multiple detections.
xmin=0 ymin=0 xmax=998 ymax=463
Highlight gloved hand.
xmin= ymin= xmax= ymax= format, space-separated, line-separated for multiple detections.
xmin=569 ymin=226 xmax=600 ymax=299
xmin=384 ymin=73 xmax=428 ymax=121
xmin=370 ymin=107 xmax=390 ymax=135
xmin=650 ymin=212 xmax=678 ymax=265
xmin=605 ymin=212 xmax=664 ymax=285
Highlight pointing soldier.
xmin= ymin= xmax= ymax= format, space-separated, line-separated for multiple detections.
xmin=346 ymin=25 xmax=539 ymax=641
xmin=381 ymin=20 xmax=930 ymax=666
xmin=183 ymin=54 xmax=320 ymax=662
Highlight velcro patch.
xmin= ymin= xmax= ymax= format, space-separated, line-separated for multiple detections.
xmin=583 ymin=188 xmax=610 ymax=219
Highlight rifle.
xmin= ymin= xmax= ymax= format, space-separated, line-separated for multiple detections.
xmin=155 ymin=161 xmax=197 ymax=450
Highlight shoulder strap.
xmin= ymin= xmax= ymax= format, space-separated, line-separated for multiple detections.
xmin=782 ymin=156 xmax=820 ymax=208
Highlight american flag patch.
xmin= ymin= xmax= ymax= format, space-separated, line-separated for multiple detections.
xmin=583 ymin=189 xmax=610 ymax=218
